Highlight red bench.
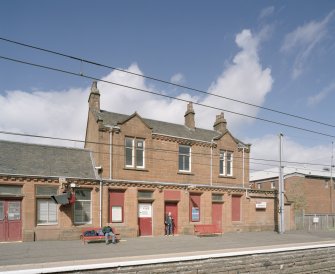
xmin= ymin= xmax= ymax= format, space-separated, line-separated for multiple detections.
xmin=80 ymin=227 xmax=121 ymax=244
xmin=194 ymin=224 xmax=223 ymax=236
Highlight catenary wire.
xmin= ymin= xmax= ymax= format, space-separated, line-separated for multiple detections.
xmin=0 ymin=129 xmax=332 ymax=169
xmin=1 ymin=55 xmax=335 ymax=140
xmin=1 ymin=36 xmax=334 ymax=129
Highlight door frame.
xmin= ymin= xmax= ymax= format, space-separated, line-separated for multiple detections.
xmin=212 ymin=202 xmax=223 ymax=230
xmin=0 ymin=198 xmax=22 ymax=242
xmin=138 ymin=202 xmax=153 ymax=236
xmin=164 ymin=202 xmax=178 ymax=235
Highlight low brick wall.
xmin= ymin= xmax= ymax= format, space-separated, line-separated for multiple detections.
xmin=63 ymin=245 xmax=335 ymax=273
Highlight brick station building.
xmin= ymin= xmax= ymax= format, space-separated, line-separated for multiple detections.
xmin=0 ymin=81 xmax=277 ymax=242
xmin=84 ymin=81 xmax=276 ymax=237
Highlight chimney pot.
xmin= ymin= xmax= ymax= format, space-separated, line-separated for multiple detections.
xmin=184 ymin=102 xmax=195 ymax=129
xmin=88 ymin=81 xmax=100 ymax=111
xmin=213 ymin=112 xmax=227 ymax=133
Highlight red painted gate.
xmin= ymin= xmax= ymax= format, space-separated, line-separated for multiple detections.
xmin=138 ymin=203 xmax=152 ymax=236
xmin=165 ymin=202 xmax=178 ymax=235
xmin=212 ymin=203 xmax=223 ymax=230
xmin=0 ymin=200 xmax=22 ymax=242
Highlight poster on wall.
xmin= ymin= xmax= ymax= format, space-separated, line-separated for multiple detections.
xmin=191 ymin=207 xmax=200 ymax=221
xmin=138 ymin=203 xmax=152 ymax=218
xmin=112 ymin=206 xmax=123 ymax=222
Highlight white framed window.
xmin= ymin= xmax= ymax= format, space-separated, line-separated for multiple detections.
xmin=179 ymin=145 xmax=191 ymax=172
xmin=271 ymin=181 xmax=276 ymax=189
xmin=220 ymin=151 xmax=225 ymax=175
xmin=219 ymin=150 xmax=233 ymax=176
xmin=37 ymin=199 xmax=57 ymax=224
xmin=226 ymin=152 xmax=233 ymax=176
xmin=74 ymin=189 xmax=91 ymax=224
xmin=36 ymin=186 xmax=58 ymax=225
xmin=125 ymin=137 xmax=145 ymax=168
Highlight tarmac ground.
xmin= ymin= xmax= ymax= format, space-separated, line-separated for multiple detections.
xmin=1 ymin=230 xmax=335 ymax=273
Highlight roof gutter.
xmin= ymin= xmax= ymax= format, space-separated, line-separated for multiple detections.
xmin=0 ymin=173 xmax=98 ymax=182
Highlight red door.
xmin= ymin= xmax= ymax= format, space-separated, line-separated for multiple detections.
xmin=212 ymin=203 xmax=223 ymax=230
xmin=165 ymin=202 xmax=178 ymax=235
xmin=138 ymin=203 xmax=152 ymax=236
xmin=232 ymin=195 xmax=241 ymax=222
xmin=0 ymin=200 xmax=22 ymax=242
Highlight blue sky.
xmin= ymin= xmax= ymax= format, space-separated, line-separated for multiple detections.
xmin=1 ymin=0 xmax=335 ymax=172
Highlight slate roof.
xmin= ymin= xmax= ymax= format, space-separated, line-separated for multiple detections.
xmin=0 ymin=140 xmax=96 ymax=179
xmin=98 ymin=110 xmax=245 ymax=144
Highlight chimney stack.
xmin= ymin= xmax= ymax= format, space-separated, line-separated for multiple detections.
xmin=88 ymin=81 xmax=100 ymax=111
xmin=184 ymin=102 xmax=195 ymax=129
xmin=213 ymin=112 xmax=227 ymax=133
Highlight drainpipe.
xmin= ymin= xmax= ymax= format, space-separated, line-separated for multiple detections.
xmin=94 ymin=166 xmax=103 ymax=227
xmin=210 ymin=140 xmax=213 ymax=186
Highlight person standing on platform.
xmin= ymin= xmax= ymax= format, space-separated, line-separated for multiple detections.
xmin=165 ymin=212 xmax=173 ymax=236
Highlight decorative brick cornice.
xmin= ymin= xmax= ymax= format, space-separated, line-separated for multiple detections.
xmin=152 ymin=134 xmax=213 ymax=148
xmin=0 ymin=174 xmax=98 ymax=186
xmin=0 ymin=174 xmax=275 ymax=197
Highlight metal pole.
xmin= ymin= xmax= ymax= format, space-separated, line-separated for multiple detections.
xmin=331 ymin=141 xmax=334 ymax=214
xmin=99 ymin=180 xmax=102 ymax=227
xmin=109 ymin=130 xmax=112 ymax=180
xmin=279 ymin=133 xmax=284 ymax=234
xmin=210 ymin=140 xmax=213 ymax=186
xmin=242 ymin=147 xmax=245 ymax=188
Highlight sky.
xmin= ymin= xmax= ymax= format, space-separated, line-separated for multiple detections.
xmin=1 ymin=0 xmax=335 ymax=175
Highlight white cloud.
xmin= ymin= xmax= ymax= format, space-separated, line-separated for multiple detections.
xmin=259 ymin=6 xmax=275 ymax=20
xmin=1 ymin=27 xmax=328 ymax=177
xmin=281 ymin=10 xmax=335 ymax=79
xmin=198 ymin=29 xmax=273 ymax=131
xmin=307 ymin=82 xmax=335 ymax=107
xmin=98 ymin=64 xmax=194 ymax=125
xmin=0 ymin=87 xmax=89 ymax=145
xmin=170 ymin=73 xmax=185 ymax=85
xmin=247 ymin=134 xmax=332 ymax=172
xmin=98 ymin=28 xmax=273 ymax=133
xmin=0 ymin=28 xmax=273 ymax=147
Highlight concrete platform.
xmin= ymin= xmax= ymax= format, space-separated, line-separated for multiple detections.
xmin=1 ymin=230 xmax=335 ymax=273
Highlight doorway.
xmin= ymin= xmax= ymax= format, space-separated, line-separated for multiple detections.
xmin=212 ymin=202 xmax=223 ymax=230
xmin=0 ymin=199 xmax=22 ymax=242
xmin=138 ymin=203 xmax=152 ymax=236
xmin=165 ymin=202 xmax=178 ymax=235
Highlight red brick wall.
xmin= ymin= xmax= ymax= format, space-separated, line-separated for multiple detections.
xmin=254 ymin=175 xmax=335 ymax=214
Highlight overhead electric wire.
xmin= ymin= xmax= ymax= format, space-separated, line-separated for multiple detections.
xmin=0 ymin=129 xmax=332 ymax=170
xmin=1 ymin=36 xmax=335 ymax=129
xmin=1 ymin=54 xmax=335 ymax=141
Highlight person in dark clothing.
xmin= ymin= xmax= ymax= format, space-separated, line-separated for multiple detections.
xmin=165 ymin=212 xmax=173 ymax=236
xmin=102 ymin=225 xmax=116 ymax=244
